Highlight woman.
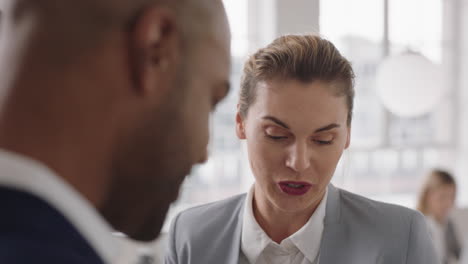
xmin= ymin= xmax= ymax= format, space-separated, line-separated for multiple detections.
xmin=417 ymin=169 xmax=461 ymax=264
xmin=165 ymin=34 xmax=437 ymax=264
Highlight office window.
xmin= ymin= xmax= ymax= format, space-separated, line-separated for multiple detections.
xmin=321 ymin=0 xmax=452 ymax=208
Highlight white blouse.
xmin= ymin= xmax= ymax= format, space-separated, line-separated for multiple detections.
xmin=239 ymin=185 xmax=328 ymax=264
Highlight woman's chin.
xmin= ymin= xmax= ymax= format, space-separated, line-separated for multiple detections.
xmin=268 ymin=190 xmax=325 ymax=214
xmin=270 ymin=198 xmax=317 ymax=214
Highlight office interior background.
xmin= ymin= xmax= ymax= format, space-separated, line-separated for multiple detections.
xmin=1 ymin=0 xmax=466 ymax=262
xmin=151 ymin=0 xmax=468 ymax=257
xmin=165 ymin=0 xmax=467 ymax=221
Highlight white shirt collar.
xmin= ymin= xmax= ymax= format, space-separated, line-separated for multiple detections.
xmin=241 ymin=184 xmax=328 ymax=263
xmin=0 ymin=149 xmax=126 ymax=264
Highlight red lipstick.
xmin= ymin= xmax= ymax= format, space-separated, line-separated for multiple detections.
xmin=278 ymin=181 xmax=312 ymax=196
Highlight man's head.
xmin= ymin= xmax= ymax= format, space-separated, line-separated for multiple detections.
xmin=0 ymin=0 xmax=230 ymax=241
xmin=100 ymin=0 xmax=231 ymax=241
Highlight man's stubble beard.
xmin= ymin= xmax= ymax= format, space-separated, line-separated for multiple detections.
xmin=100 ymin=64 xmax=193 ymax=241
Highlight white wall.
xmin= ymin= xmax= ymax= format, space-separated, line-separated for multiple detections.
xmin=247 ymin=0 xmax=320 ymax=52
xmin=454 ymin=0 xmax=468 ymax=206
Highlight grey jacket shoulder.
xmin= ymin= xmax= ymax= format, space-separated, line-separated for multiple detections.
xmin=174 ymin=187 xmax=420 ymax=234
xmin=320 ymin=186 xmax=437 ymax=264
xmin=166 ymin=186 xmax=437 ymax=264
xmin=336 ymin=187 xmax=420 ymax=225
xmin=172 ymin=193 xmax=245 ymax=241
xmin=177 ymin=193 xmax=246 ymax=221
xmin=165 ymin=194 xmax=246 ymax=264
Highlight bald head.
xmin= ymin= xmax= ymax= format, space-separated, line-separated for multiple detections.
xmin=0 ymin=0 xmax=228 ymax=67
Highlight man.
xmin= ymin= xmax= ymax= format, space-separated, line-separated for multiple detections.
xmin=0 ymin=0 xmax=231 ymax=263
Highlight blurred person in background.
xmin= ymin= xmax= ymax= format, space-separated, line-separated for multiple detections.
xmin=165 ymin=34 xmax=437 ymax=264
xmin=461 ymin=242 xmax=468 ymax=264
xmin=418 ymin=169 xmax=462 ymax=264
xmin=0 ymin=0 xmax=230 ymax=263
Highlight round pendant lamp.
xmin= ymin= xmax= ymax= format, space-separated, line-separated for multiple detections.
xmin=376 ymin=52 xmax=445 ymax=118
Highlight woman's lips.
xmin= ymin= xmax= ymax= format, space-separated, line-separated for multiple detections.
xmin=278 ymin=181 xmax=313 ymax=196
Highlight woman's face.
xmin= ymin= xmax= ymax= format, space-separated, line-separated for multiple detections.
xmin=427 ymin=184 xmax=456 ymax=222
xmin=236 ymin=79 xmax=350 ymax=214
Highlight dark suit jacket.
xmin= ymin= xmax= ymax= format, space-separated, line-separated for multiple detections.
xmin=0 ymin=187 xmax=105 ymax=264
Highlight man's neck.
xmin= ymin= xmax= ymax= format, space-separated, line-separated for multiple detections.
xmin=0 ymin=109 xmax=112 ymax=210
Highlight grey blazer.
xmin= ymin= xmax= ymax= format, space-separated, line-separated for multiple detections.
xmin=165 ymin=185 xmax=438 ymax=264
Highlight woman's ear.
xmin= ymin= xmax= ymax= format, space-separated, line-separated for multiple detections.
xmin=236 ymin=111 xmax=246 ymax=139
xmin=344 ymin=126 xmax=351 ymax=149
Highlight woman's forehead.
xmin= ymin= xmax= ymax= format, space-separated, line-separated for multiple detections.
xmin=249 ymin=80 xmax=349 ymax=127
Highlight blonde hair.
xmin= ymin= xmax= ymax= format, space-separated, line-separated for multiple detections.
xmin=417 ymin=169 xmax=457 ymax=215
xmin=239 ymin=34 xmax=355 ymax=125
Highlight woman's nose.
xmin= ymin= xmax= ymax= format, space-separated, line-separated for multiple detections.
xmin=285 ymin=142 xmax=311 ymax=173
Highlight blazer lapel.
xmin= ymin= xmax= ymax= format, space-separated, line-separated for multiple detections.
xmin=318 ymin=185 xmax=350 ymax=264
xmin=226 ymin=196 xmax=245 ymax=264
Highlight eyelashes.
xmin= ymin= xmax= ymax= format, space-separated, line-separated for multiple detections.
xmin=265 ymin=134 xmax=333 ymax=145
xmin=314 ymin=139 xmax=333 ymax=145
xmin=266 ymin=135 xmax=288 ymax=140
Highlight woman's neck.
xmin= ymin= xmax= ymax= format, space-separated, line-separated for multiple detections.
xmin=252 ymin=185 xmax=325 ymax=243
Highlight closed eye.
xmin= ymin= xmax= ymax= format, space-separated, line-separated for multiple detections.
xmin=266 ymin=135 xmax=288 ymax=140
xmin=314 ymin=139 xmax=333 ymax=145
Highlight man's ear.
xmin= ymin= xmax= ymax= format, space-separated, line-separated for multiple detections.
xmin=236 ymin=109 xmax=246 ymax=140
xmin=128 ymin=6 xmax=179 ymax=97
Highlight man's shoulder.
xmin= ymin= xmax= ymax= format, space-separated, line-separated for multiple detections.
xmin=0 ymin=187 xmax=105 ymax=264
xmin=0 ymin=239 xmax=104 ymax=264
xmin=0 ymin=186 xmax=76 ymax=229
